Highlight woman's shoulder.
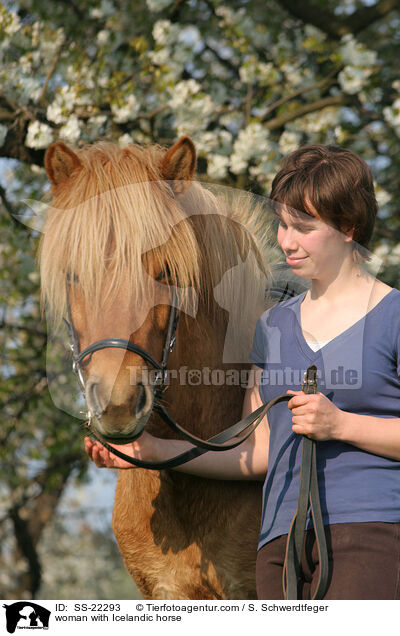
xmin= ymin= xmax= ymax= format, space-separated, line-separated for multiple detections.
xmin=258 ymin=291 xmax=306 ymax=324
xmin=371 ymin=283 xmax=400 ymax=313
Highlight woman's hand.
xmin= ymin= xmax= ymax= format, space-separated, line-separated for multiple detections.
xmin=84 ymin=430 xmax=158 ymax=469
xmin=286 ymin=390 xmax=344 ymax=441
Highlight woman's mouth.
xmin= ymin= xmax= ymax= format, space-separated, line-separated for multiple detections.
xmin=286 ymin=255 xmax=308 ymax=266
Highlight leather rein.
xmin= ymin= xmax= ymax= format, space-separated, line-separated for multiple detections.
xmin=63 ymin=285 xmax=297 ymax=468
xmin=64 ymin=284 xmax=329 ymax=598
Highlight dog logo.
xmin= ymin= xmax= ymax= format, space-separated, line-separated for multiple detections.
xmin=188 ymin=369 xmax=202 ymax=385
xmin=2 ymin=602 xmax=50 ymax=633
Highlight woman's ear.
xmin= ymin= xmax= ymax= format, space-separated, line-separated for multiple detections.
xmin=343 ymin=226 xmax=355 ymax=242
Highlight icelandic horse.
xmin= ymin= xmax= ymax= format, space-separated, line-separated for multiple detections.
xmin=39 ymin=137 xmax=274 ymax=599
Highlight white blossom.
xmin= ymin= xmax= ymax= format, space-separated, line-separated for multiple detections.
xmin=358 ymin=87 xmax=383 ymax=105
xmin=230 ymin=123 xmax=270 ymax=175
xmin=90 ymin=0 xmax=115 ymax=19
xmin=58 ymin=84 xmax=78 ymax=110
xmin=0 ymin=124 xmax=8 ymax=147
xmin=118 ymin=133 xmax=134 ymax=147
xmin=97 ymin=73 xmax=110 ymax=88
xmin=18 ymin=54 xmax=32 ymax=75
xmin=375 ymin=186 xmax=392 ymax=207
xmin=220 ymin=112 xmax=245 ymax=135
xmin=168 ymin=79 xmax=216 ymax=136
xmin=0 ymin=8 xmax=21 ymax=37
xmin=281 ymin=62 xmax=306 ymax=86
xmin=383 ymin=97 xmax=400 ymax=135
xmin=339 ymin=34 xmax=377 ymax=68
xmin=194 ymin=131 xmax=218 ymax=154
xmin=279 ymin=130 xmax=301 ymax=154
xmin=169 ymin=80 xmax=201 ymax=109
xmin=59 ymin=115 xmax=81 ymax=143
xmin=152 ymin=20 xmax=180 ymax=46
xmin=333 ymin=125 xmax=348 ymax=144
xmin=25 ymin=121 xmax=54 ymax=149
xmin=47 ymin=102 xmax=67 ymax=124
xmin=87 ymin=115 xmax=107 ymax=135
xmin=149 ymin=47 xmax=170 ymax=66
xmin=174 ymin=93 xmax=215 ymax=137
xmin=97 ymin=30 xmax=110 ymax=45
xmin=373 ymin=242 xmax=400 ymax=266
xmin=304 ymin=24 xmax=326 ymax=42
xmin=300 ymin=107 xmax=340 ymax=134
xmin=207 ymin=154 xmax=230 ymax=180
xmin=338 ymin=66 xmax=370 ymax=94
xmin=111 ymin=94 xmax=140 ymax=123
xmin=18 ymin=76 xmax=42 ymax=103
xmin=239 ymin=59 xmax=278 ymax=85
xmin=147 ymin=0 xmax=174 ymax=13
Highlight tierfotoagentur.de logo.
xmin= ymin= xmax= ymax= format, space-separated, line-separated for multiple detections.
xmin=2 ymin=602 xmax=51 ymax=633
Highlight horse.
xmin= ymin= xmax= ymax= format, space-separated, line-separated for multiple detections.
xmin=39 ymin=136 xmax=276 ymax=599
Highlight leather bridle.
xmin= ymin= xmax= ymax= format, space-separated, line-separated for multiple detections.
xmin=63 ymin=283 xmax=329 ymax=599
xmin=63 ymin=286 xmax=291 ymax=464
xmin=63 ymin=288 xmax=182 ymax=444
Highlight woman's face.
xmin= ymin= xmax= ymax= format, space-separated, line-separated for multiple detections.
xmin=276 ymin=202 xmax=353 ymax=280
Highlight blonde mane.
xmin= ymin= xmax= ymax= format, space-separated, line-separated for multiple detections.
xmin=39 ymin=141 xmax=274 ymax=354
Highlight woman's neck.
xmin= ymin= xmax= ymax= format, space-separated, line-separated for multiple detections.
xmin=308 ymin=259 xmax=375 ymax=306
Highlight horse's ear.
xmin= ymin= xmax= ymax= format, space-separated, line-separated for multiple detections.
xmin=45 ymin=142 xmax=82 ymax=191
xmin=160 ymin=137 xmax=196 ymax=194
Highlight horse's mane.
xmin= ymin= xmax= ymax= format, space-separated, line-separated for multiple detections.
xmin=39 ymin=142 xmax=274 ymax=354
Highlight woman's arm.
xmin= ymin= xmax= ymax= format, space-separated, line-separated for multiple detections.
xmin=336 ymin=411 xmax=400 ymax=461
xmin=85 ymin=365 xmax=270 ymax=480
xmin=287 ymin=390 xmax=400 ymax=461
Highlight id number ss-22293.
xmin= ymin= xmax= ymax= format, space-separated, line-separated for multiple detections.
xmin=74 ymin=604 xmax=121 ymax=611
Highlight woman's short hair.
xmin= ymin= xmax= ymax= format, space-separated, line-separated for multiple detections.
xmin=270 ymin=144 xmax=378 ymax=258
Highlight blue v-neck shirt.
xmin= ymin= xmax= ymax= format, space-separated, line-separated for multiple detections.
xmin=249 ymin=288 xmax=400 ymax=549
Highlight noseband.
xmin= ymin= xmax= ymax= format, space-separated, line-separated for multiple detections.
xmin=63 ymin=288 xmax=181 ymax=442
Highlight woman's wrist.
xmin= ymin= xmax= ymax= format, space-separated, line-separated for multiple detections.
xmin=150 ymin=435 xmax=190 ymax=463
xmin=333 ymin=408 xmax=351 ymax=442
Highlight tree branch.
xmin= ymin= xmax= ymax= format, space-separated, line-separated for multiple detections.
xmin=39 ymin=48 xmax=63 ymax=104
xmin=260 ymin=64 xmax=344 ymax=121
xmin=277 ymin=0 xmax=400 ymax=39
xmin=10 ymin=507 xmax=42 ymax=598
xmin=265 ymin=94 xmax=352 ymax=130
xmin=0 ymin=184 xmax=20 ymax=227
xmin=346 ymin=0 xmax=400 ymax=35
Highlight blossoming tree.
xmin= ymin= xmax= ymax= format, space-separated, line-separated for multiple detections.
xmin=1 ymin=0 xmax=400 ymax=598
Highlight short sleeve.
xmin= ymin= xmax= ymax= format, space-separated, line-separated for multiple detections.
xmin=397 ymin=324 xmax=400 ymax=377
xmin=249 ymin=316 xmax=265 ymax=368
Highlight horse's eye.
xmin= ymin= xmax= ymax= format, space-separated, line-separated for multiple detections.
xmin=155 ymin=265 xmax=171 ymax=282
xmin=66 ymin=273 xmax=79 ymax=283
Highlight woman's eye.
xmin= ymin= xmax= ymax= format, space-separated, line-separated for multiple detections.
xmin=295 ymin=225 xmax=313 ymax=233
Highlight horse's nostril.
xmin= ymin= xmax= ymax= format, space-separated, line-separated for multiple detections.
xmin=136 ymin=383 xmax=147 ymax=415
xmin=86 ymin=380 xmax=103 ymax=417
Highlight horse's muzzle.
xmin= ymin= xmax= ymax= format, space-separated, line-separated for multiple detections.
xmin=85 ymin=377 xmax=153 ymax=444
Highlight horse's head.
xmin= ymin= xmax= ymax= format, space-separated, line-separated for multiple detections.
xmin=40 ymin=136 xmax=269 ymax=443
xmin=40 ymin=137 xmax=202 ymax=442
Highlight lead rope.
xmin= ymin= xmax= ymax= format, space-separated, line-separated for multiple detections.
xmin=282 ymin=365 xmax=330 ymax=600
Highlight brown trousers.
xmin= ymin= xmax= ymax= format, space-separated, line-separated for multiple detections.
xmin=256 ymin=521 xmax=400 ymax=600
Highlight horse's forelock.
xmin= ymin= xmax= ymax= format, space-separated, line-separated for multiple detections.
xmin=39 ymin=142 xmax=202 ymax=326
xmin=39 ymin=142 xmax=271 ymax=336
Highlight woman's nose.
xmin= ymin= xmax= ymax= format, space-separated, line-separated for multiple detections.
xmin=278 ymin=227 xmax=298 ymax=252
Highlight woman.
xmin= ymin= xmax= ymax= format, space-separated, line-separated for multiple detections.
xmin=85 ymin=145 xmax=400 ymax=600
